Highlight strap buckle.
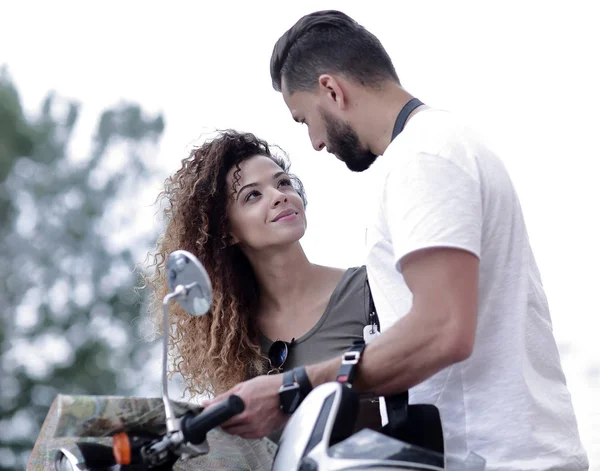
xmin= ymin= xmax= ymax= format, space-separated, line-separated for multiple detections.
xmin=342 ymin=351 xmax=361 ymax=365
xmin=336 ymin=341 xmax=366 ymax=386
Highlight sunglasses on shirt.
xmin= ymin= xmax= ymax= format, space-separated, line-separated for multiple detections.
xmin=267 ymin=339 xmax=294 ymax=374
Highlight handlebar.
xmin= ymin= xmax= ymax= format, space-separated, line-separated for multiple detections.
xmin=181 ymin=395 xmax=245 ymax=444
xmin=68 ymin=395 xmax=246 ymax=470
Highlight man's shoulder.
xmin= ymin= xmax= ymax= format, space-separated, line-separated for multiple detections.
xmin=383 ymin=109 xmax=495 ymax=182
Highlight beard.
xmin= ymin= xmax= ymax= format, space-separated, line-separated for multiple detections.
xmin=322 ymin=110 xmax=378 ymax=172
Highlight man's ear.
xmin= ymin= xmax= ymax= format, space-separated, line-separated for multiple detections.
xmin=318 ymin=74 xmax=347 ymax=109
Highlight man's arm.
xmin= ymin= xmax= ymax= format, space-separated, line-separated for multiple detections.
xmin=210 ymin=152 xmax=482 ymax=437
xmin=209 ymin=246 xmax=478 ymax=439
xmin=309 ymin=246 xmax=479 ymax=395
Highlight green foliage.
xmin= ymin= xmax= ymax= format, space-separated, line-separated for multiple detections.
xmin=0 ymin=69 xmax=165 ymax=470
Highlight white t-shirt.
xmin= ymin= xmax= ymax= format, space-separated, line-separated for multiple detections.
xmin=365 ymin=109 xmax=588 ymax=470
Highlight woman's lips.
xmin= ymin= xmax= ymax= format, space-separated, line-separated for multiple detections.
xmin=272 ymin=208 xmax=298 ymax=222
xmin=276 ymin=213 xmax=298 ymax=222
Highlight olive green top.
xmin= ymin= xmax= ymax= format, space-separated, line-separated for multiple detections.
xmin=260 ymin=266 xmax=381 ymax=441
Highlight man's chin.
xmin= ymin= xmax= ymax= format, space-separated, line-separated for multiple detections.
xmin=345 ymin=162 xmax=369 ymax=172
xmin=341 ymin=155 xmax=377 ymax=173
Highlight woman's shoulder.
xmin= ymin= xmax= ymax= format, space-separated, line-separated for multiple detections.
xmin=326 ymin=265 xmax=369 ymax=324
xmin=340 ymin=265 xmax=367 ymax=285
xmin=345 ymin=265 xmax=366 ymax=276
xmin=318 ymin=265 xmax=366 ymax=293
xmin=320 ymin=264 xmax=366 ymax=277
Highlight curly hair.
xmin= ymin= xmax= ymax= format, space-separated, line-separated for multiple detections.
xmin=145 ymin=130 xmax=307 ymax=397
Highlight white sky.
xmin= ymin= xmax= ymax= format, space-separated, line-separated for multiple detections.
xmin=3 ymin=0 xmax=599 ymax=465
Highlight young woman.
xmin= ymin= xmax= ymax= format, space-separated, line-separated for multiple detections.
xmin=146 ymin=130 xmax=379 ymax=433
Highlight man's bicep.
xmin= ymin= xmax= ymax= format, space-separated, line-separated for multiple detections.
xmin=401 ymin=247 xmax=479 ymax=361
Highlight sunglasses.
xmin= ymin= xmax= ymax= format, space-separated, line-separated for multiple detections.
xmin=267 ymin=339 xmax=294 ymax=375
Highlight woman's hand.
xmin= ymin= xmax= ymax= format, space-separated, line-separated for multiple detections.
xmin=204 ymin=374 xmax=287 ymax=439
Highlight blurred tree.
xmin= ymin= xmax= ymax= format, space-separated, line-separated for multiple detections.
xmin=0 ymin=68 xmax=165 ymax=470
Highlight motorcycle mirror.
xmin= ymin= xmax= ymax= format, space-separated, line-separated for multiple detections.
xmin=166 ymin=250 xmax=212 ymax=316
xmin=161 ymin=250 xmax=213 ymax=433
xmin=53 ymin=251 xmax=214 ymax=470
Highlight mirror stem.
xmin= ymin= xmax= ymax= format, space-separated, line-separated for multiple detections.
xmin=162 ymin=285 xmax=187 ymax=433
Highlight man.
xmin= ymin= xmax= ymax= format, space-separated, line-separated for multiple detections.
xmin=207 ymin=10 xmax=588 ymax=470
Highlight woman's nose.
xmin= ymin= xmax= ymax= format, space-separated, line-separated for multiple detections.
xmin=272 ymin=192 xmax=288 ymax=207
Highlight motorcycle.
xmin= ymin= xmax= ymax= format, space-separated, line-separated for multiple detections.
xmin=54 ymin=250 xmax=485 ymax=470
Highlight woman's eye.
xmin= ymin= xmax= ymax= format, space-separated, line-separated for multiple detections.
xmin=245 ymin=190 xmax=261 ymax=202
xmin=278 ymin=178 xmax=292 ymax=188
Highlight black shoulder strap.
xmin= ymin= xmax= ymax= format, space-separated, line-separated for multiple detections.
xmin=391 ymin=98 xmax=424 ymax=141
xmin=364 ymin=97 xmax=423 ymax=343
xmin=364 ymin=276 xmax=413 ymax=447
xmin=362 ymin=99 xmax=444 ymax=455
xmin=365 ymin=277 xmax=380 ymax=331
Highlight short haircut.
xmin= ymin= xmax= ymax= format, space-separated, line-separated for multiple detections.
xmin=270 ymin=10 xmax=400 ymax=93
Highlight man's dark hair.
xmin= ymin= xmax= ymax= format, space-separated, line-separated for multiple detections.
xmin=270 ymin=10 xmax=400 ymax=93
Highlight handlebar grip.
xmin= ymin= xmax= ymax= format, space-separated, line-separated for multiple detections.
xmin=180 ymin=395 xmax=245 ymax=444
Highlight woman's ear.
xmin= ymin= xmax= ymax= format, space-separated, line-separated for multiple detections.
xmin=227 ymin=232 xmax=240 ymax=246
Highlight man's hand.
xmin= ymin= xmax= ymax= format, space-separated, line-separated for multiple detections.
xmin=204 ymin=374 xmax=287 ymax=439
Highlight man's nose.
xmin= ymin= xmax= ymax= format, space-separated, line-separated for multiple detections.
xmin=311 ymin=137 xmax=326 ymax=151
xmin=309 ymin=128 xmax=325 ymax=151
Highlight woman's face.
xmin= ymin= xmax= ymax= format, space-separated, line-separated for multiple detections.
xmin=226 ymin=155 xmax=306 ymax=251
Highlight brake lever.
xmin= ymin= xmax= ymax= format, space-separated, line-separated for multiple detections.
xmin=140 ymin=429 xmax=210 ymax=467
